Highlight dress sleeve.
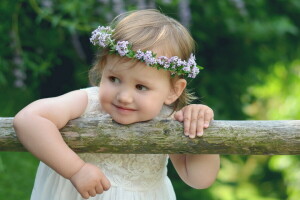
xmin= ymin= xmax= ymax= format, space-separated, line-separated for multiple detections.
xmin=80 ymin=87 xmax=104 ymax=117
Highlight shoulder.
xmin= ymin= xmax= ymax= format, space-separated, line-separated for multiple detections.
xmin=80 ymin=86 xmax=99 ymax=97
xmin=14 ymin=89 xmax=89 ymax=129
xmin=80 ymin=86 xmax=104 ymax=117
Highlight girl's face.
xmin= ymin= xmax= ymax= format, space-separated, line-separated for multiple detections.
xmin=99 ymin=56 xmax=177 ymax=125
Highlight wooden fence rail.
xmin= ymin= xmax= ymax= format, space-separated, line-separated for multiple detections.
xmin=1 ymin=117 xmax=300 ymax=155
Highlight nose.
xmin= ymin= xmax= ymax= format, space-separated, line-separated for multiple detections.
xmin=116 ymin=89 xmax=133 ymax=104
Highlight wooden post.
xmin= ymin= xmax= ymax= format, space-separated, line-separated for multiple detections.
xmin=1 ymin=117 xmax=300 ymax=155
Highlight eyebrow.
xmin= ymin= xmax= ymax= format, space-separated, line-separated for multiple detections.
xmin=107 ymin=68 xmax=153 ymax=86
xmin=106 ymin=68 xmax=120 ymax=75
xmin=135 ymin=78 xmax=152 ymax=87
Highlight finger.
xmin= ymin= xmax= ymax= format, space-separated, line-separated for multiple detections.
xmin=174 ymin=110 xmax=184 ymax=122
xmin=182 ymin=107 xmax=192 ymax=136
xmin=189 ymin=109 xmax=201 ymax=138
xmin=95 ymin=183 xmax=104 ymax=194
xmin=196 ymin=110 xmax=205 ymax=137
xmin=204 ymin=109 xmax=214 ymax=128
xmin=88 ymin=189 xmax=97 ymax=197
xmin=101 ymin=177 xmax=111 ymax=191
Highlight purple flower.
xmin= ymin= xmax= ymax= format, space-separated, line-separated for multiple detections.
xmin=135 ymin=50 xmax=144 ymax=60
xmin=188 ymin=66 xmax=200 ymax=78
xmin=178 ymin=60 xmax=187 ymax=67
xmin=157 ymin=56 xmax=168 ymax=65
xmin=90 ymin=26 xmax=113 ymax=47
xmin=157 ymin=56 xmax=170 ymax=68
xmin=182 ymin=65 xmax=191 ymax=72
xmin=116 ymin=41 xmax=129 ymax=56
xmin=164 ymin=63 xmax=170 ymax=68
xmin=187 ymin=54 xmax=197 ymax=67
xmin=169 ymin=56 xmax=179 ymax=69
xmin=169 ymin=56 xmax=179 ymax=64
xmin=143 ymin=51 xmax=157 ymax=65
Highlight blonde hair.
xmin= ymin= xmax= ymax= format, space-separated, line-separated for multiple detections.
xmin=89 ymin=9 xmax=197 ymax=111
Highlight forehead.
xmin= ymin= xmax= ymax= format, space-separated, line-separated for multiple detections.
xmin=104 ymin=55 xmax=171 ymax=80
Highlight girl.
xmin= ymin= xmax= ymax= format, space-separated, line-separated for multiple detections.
xmin=13 ymin=9 xmax=219 ymax=200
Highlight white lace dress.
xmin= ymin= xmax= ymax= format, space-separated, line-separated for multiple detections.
xmin=31 ymin=87 xmax=176 ymax=200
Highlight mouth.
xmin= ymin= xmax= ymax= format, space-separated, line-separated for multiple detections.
xmin=113 ymin=104 xmax=136 ymax=112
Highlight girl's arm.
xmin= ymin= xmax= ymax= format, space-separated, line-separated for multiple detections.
xmin=14 ymin=90 xmax=88 ymax=178
xmin=170 ymin=104 xmax=220 ymax=189
xmin=169 ymin=154 xmax=220 ymax=189
xmin=13 ymin=90 xmax=110 ymax=198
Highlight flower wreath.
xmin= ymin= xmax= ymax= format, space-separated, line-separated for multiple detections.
xmin=90 ymin=26 xmax=203 ymax=78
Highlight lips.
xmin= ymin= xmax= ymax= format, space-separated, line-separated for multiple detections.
xmin=114 ymin=104 xmax=136 ymax=112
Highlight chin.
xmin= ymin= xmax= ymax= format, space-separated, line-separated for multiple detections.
xmin=112 ymin=117 xmax=136 ymax=125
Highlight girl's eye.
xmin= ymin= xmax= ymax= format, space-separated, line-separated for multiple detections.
xmin=109 ymin=76 xmax=120 ymax=84
xmin=136 ymin=84 xmax=148 ymax=91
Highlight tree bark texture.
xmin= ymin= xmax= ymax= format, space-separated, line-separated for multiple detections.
xmin=1 ymin=117 xmax=299 ymax=155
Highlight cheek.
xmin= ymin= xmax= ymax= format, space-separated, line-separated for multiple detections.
xmin=98 ymin=90 xmax=104 ymax=104
xmin=99 ymin=83 xmax=112 ymax=104
xmin=139 ymin=95 xmax=165 ymax=113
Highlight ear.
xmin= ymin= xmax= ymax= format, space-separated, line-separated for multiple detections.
xmin=164 ymin=79 xmax=187 ymax=105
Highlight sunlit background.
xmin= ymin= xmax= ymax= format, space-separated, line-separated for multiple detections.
xmin=0 ymin=0 xmax=299 ymax=199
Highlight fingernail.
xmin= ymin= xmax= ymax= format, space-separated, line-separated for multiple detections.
xmin=204 ymin=123 xmax=209 ymax=127
xmin=184 ymin=132 xmax=189 ymax=136
xmin=189 ymin=135 xmax=195 ymax=139
xmin=197 ymin=132 xmax=203 ymax=137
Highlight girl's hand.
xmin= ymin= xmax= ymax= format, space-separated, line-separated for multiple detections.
xmin=70 ymin=163 xmax=111 ymax=199
xmin=174 ymin=104 xmax=214 ymax=138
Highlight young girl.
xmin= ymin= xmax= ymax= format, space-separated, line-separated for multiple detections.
xmin=13 ymin=9 xmax=219 ymax=200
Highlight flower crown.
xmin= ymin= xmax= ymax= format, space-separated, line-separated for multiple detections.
xmin=90 ymin=26 xmax=203 ymax=78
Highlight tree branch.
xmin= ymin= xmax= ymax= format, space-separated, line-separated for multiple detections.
xmin=1 ymin=117 xmax=299 ymax=155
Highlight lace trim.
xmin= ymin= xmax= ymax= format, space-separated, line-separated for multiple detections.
xmin=79 ymin=153 xmax=168 ymax=191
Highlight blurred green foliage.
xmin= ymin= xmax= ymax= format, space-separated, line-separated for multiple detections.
xmin=1 ymin=0 xmax=300 ymax=199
